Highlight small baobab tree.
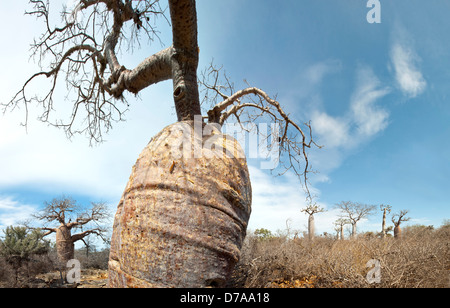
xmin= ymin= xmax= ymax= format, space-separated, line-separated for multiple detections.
xmin=380 ymin=204 xmax=392 ymax=239
xmin=391 ymin=210 xmax=410 ymax=239
xmin=5 ymin=0 xmax=320 ymax=287
xmin=335 ymin=201 xmax=376 ymax=238
xmin=333 ymin=218 xmax=349 ymax=240
xmin=33 ymin=197 xmax=110 ymax=265
xmin=301 ymin=201 xmax=325 ymax=240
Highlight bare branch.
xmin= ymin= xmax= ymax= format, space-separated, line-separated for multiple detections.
xmin=335 ymin=201 xmax=376 ymax=223
xmin=335 ymin=201 xmax=376 ymax=237
xmin=106 ymin=46 xmax=173 ymax=97
xmin=380 ymin=204 xmax=392 ymax=213
xmin=392 ymin=210 xmax=411 ymax=227
xmin=4 ymin=0 xmax=168 ymax=142
xmin=301 ymin=201 xmax=326 ymax=215
xmin=71 ymin=228 xmax=103 ymax=243
xmin=33 ymin=197 xmax=78 ymax=225
xmin=200 ymin=63 xmax=322 ymax=198
xmin=40 ymin=227 xmax=57 ymax=237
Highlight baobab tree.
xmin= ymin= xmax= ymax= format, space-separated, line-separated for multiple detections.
xmin=335 ymin=201 xmax=376 ymax=238
xmin=380 ymin=204 xmax=392 ymax=239
xmin=33 ymin=197 xmax=109 ymax=265
xmin=391 ymin=210 xmax=410 ymax=239
xmin=5 ymin=0 xmax=319 ymax=287
xmin=301 ymin=201 xmax=326 ymax=240
xmin=333 ymin=218 xmax=349 ymax=240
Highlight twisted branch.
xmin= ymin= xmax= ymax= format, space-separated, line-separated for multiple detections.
xmin=200 ymin=63 xmax=322 ymax=197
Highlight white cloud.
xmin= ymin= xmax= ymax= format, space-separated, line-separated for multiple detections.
xmin=252 ymin=63 xmax=392 ymax=228
xmin=0 ymin=3 xmax=177 ymax=203
xmin=308 ymin=65 xmax=390 ymax=181
xmin=0 ymin=81 xmax=175 ymax=201
xmin=305 ymin=60 xmax=342 ymax=86
xmin=311 ymin=111 xmax=350 ymax=149
xmin=390 ymin=42 xmax=427 ymax=98
xmin=350 ymin=66 xmax=390 ymax=138
xmin=0 ymin=196 xmax=38 ymax=230
xmin=247 ymin=166 xmax=308 ymax=233
xmin=247 ymin=166 xmax=344 ymax=235
xmin=309 ymin=65 xmax=390 ymax=150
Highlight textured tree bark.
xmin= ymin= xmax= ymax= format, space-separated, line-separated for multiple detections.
xmin=169 ymin=0 xmax=201 ymax=121
xmin=108 ymin=121 xmax=252 ymax=287
xmin=106 ymin=0 xmax=201 ymax=121
xmin=55 ymin=225 xmax=75 ymax=265
xmin=110 ymin=47 xmax=173 ymax=97
xmin=108 ymin=0 xmax=251 ymax=288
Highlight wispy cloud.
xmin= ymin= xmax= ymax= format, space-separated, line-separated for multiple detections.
xmin=311 ymin=65 xmax=390 ymax=149
xmin=310 ymin=111 xmax=350 ymax=149
xmin=249 ymin=63 xmax=391 ymax=231
xmin=350 ymin=66 xmax=390 ymax=138
xmin=283 ymin=59 xmax=342 ymax=109
xmin=305 ymin=60 xmax=342 ymax=86
xmin=390 ymin=40 xmax=427 ymax=98
xmin=309 ymin=65 xmax=390 ymax=182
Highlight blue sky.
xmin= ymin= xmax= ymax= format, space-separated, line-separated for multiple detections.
xmin=0 ymin=0 xmax=449 ymax=239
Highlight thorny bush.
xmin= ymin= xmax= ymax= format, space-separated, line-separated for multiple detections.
xmin=230 ymin=224 xmax=449 ymax=288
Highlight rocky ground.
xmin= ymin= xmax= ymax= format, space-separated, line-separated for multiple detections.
xmin=33 ymin=269 xmax=108 ymax=288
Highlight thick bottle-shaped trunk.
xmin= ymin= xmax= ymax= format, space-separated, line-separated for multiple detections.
xmin=308 ymin=214 xmax=315 ymax=240
xmin=394 ymin=225 xmax=402 ymax=239
xmin=55 ymin=225 xmax=74 ymax=264
xmin=108 ymin=121 xmax=252 ymax=287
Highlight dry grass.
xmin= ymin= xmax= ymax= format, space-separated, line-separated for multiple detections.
xmin=2 ymin=225 xmax=448 ymax=288
xmin=230 ymin=225 xmax=450 ymax=288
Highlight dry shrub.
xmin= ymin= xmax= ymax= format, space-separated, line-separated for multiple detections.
xmin=0 ymin=253 xmax=55 ymax=288
xmin=230 ymin=226 xmax=449 ymax=288
xmin=0 ymin=257 xmax=15 ymax=287
xmin=74 ymin=248 xmax=110 ymax=270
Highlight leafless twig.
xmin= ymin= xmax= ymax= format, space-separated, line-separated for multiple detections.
xmin=3 ymin=0 xmax=167 ymax=143
xmin=200 ymin=63 xmax=322 ymax=198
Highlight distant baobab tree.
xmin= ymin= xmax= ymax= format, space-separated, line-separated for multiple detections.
xmin=333 ymin=218 xmax=349 ymax=240
xmin=335 ymin=201 xmax=376 ymax=238
xmin=33 ymin=197 xmax=109 ymax=265
xmin=5 ymin=0 xmax=321 ymax=287
xmin=380 ymin=204 xmax=392 ymax=239
xmin=391 ymin=210 xmax=411 ymax=239
xmin=301 ymin=201 xmax=326 ymax=240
